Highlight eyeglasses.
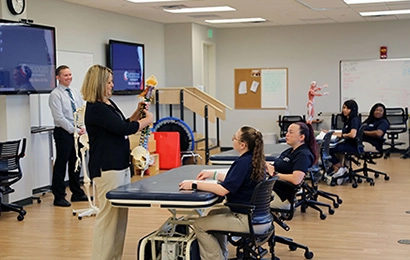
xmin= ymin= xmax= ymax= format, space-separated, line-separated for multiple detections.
xmin=232 ymin=135 xmax=240 ymax=142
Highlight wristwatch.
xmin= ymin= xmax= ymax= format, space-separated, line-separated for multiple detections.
xmin=192 ymin=181 xmax=197 ymax=190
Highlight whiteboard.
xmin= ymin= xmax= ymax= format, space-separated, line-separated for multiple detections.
xmin=261 ymin=68 xmax=287 ymax=108
xmin=340 ymin=59 xmax=410 ymax=112
xmin=33 ymin=51 xmax=94 ymax=126
xmin=57 ymin=50 xmax=94 ymax=92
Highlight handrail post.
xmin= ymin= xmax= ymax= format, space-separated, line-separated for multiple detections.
xmin=216 ymin=118 xmax=220 ymax=147
xmin=180 ymin=89 xmax=184 ymax=120
xmin=155 ymin=89 xmax=160 ymax=122
xmin=204 ymin=105 xmax=209 ymax=164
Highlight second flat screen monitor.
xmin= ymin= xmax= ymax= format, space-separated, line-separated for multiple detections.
xmin=108 ymin=39 xmax=144 ymax=95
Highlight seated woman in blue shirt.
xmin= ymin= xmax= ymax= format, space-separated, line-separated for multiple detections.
xmin=362 ymin=103 xmax=389 ymax=152
xmin=328 ymin=99 xmax=361 ymax=179
xmin=179 ymin=126 xmax=266 ymax=260
xmin=266 ymin=122 xmax=318 ymax=209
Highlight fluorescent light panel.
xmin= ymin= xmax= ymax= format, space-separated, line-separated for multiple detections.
xmin=127 ymin=0 xmax=180 ymax=3
xmin=360 ymin=9 xmax=410 ymax=15
xmin=205 ymin=18 xmax=266 ymax=24
xmin=344 ymin=0 xmax=409 ymax=4
xmin=164 ymin=6 xmax=235 ymax=13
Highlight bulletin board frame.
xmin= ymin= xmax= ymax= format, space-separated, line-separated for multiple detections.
xmin=234 ymin=68 xmax=288 ymax=109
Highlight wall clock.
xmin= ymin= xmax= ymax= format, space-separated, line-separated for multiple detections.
xmin=7 ymin=0 xmax=26 ymax=15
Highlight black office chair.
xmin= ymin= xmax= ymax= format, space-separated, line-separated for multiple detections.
xmin=355 ymin=143 xmax=390 ymax=181
xmin=271 ymin=180 xmax=314 ymax=259
xmin=317 ymin=131 xmax=343 ymax=207
xmin=330 ymin=113 xmax=344 ymax=130
xmin=302 ymin=172 xmax=333 ymax=215
xmin=278 ymin=115 xmax=306 ymax=143
xmin=208 ymin=177 xmax=276 ymax=259
xmin=0 ymin=138 xmax=27 ymax=221
xmin=331 ymin=113 xmax=362 ymax=130
xmin=383 ymin=107 xmax=408 ymax=158
xmin=296 ymin=165 xmax=339 ymax=220
xmin=330 ymin=124 xmax=375 ymax=188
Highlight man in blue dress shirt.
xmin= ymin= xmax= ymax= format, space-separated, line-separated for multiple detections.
xmin=48 ymin=65 xmax=87 ymax=207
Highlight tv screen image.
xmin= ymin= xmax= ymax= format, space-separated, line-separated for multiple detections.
xmin=0 ymin=20 xmax=56 ymax=94
xmin=108 ymin=39 xmax=144 ymax=95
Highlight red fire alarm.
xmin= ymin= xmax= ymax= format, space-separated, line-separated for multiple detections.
xmin=380 ymin=46 xmax=387 ymax=59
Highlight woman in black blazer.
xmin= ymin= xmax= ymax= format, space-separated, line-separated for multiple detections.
xmin=81 ymin=64 xmax=153 ymax=260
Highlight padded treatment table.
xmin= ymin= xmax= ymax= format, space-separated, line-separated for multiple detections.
xmin=106 ymin=165 xmax=225 ymax=259
xmin=209 ymin=143 xmax=290 ymax=165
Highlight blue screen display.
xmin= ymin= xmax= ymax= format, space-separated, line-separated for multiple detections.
xmin=108 ymin=40 xmax=144 ymax=95
xmin=0 ymin=20 xmax=56 ymax=94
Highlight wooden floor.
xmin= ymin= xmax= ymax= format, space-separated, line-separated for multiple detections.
xmin=1 ymin=156 xmax=410 ymax=259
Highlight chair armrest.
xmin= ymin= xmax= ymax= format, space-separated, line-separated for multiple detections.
xmin=18 ymin=138 xmax=27 ymax=158
xmin=224 ymin=202 xmax=255 ymax=213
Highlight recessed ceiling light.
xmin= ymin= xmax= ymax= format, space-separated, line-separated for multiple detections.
xmin=164 ymin=6 xmax=235 ymax=13
xmin=344 ymin=0 xmax=409 ymax=4
xmin=360 ymin=9 xmax=410 ymax=15
xmin=205 ymin=18 xmax=266 ymax=24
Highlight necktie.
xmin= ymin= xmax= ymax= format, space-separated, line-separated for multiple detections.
xmin=66 ymin=88 xmax=76 ymax=113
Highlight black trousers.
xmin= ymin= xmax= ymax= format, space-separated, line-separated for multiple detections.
xmin=51 ymin=127 xmax=85 ymax=200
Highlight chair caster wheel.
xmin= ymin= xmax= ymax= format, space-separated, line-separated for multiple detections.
xmin=333 ymin=203 xmax=339 ymax=208
xmin=329 ymin=209 xmax=335 ymax=215
xmin=320 ymin=214 xmax=327 ymax=220
xmin=289 ymin=245 xmax=297 ymax=251
xmin=374 ymin=173 xmax=379 ymax=178
xmin=17 ymin=214 xmax=24 ymax=221
xmin=304 ymin=250 xmax=314 ymax=259
xmin=370 ymin=181 xmax=375 ymax=186
xmin=352 ymin=183 xmax=358 ymax=188
xmin=357 ymin=178 xmax=363 ymax=183
xmin=337 ymin=199 xmax=343 ymax=204
xmin=384 ymin=176 xmax=390 ymax=181
xmin=78 ymin=216 xmax=82 ymax=220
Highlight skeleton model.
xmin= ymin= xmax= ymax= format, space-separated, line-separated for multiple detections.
xmin=307 ymin=81 xmax=328 ymax=124
xmin=72 ymin=105 xmax=99 ymax=219
xmin=132 ymin=75 xmax=157 ymax=177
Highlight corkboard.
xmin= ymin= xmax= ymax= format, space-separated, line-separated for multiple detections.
xmin=234 ymin=68 xmax=288 ymax=109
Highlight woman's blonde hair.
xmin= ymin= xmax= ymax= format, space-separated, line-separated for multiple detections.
xmin=81 ymin=65 xmax=112 ymax=103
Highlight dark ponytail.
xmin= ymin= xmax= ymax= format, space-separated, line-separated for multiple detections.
xmin=239 ymin=126 xmax=266 ymax=181
xmin=295 ymin=122 xmax=318 ymax=165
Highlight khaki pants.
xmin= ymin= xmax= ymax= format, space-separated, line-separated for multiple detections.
xmin=270 ymin=190 xmax=291 ymax=210
xmin=92 ymin=168 xmax=130 ymax=260
xmin=193 ymin=207 xmax=249 ymax=260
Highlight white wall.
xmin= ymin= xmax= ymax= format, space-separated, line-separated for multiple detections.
xmin=214 ymin=21 xmax=410 ymax=146
xmin=28 ymin=0 xmax=166 ymax=116
xmin=2 ymin=0 xmax=410 ymax=202
xmin=0 ymin=0 xmax=167 ymax=202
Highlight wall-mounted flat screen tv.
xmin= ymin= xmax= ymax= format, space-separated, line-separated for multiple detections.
xmin=108 ymin=39 xmax=144 ymax=95
xmin=0 ymin=19 xmax=56 ymax=94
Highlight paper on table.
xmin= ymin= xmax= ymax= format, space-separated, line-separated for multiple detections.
xmin=316 ymin=131 xmax=339 ymax=141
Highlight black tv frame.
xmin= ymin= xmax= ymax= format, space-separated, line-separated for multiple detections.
xmin=0 ymin=19 xmax=56 ymax=95
xmin=107 ymin=39 xmax=145 ymax=95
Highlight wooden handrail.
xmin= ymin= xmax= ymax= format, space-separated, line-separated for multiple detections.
xmin=155 ymin=87 xmax=231 ymax=122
